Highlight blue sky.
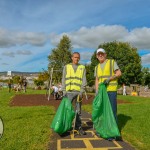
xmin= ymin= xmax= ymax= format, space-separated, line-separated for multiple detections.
xmin=0 ymin=0 xmax=150 ymax=72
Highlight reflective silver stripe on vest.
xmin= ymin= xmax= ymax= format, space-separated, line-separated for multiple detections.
xmin=65 ymin=82 xmax=81 ymax=87
xmin=98 ymin=75 xmax=111 ymax=80
xmin=65 ymin=77 xmax=82 ymax=81
xmin=110 ymin=59 xmax=112 ymax=76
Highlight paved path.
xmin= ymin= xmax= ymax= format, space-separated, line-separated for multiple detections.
xmin=49 ymin=111 xmax=135 ymax=150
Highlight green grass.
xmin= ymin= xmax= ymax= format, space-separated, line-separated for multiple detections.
xmin=0 ymin=88 xmax=55 ymax=150
xmin=82 ymin=95 xmax=150 ymax=150
xmin=0 ymin=88 xmax=150 ymax=150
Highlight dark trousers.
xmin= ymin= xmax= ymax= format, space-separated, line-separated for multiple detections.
xmin=8 ymin=87 xmax=11 ymax=93
xmin=107 ymin=91 xmax=117 ymax=123
xmin=66 ymin=92 xmax=81 ymax=129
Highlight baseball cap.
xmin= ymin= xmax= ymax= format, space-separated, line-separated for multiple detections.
xmin=96 ymin=48 xmax=106 ymax=54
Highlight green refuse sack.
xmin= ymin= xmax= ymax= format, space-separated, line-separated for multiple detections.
xmin=50 ymin=97 xmax=75 ymax=134
xmin=92 ymin=83 xmax=120 ymax=139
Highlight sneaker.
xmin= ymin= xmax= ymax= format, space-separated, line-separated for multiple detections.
xmin=78 ymin=127 xmax=86 ymax=135
xmin=107 ymin=137 xmax=115 ymax=141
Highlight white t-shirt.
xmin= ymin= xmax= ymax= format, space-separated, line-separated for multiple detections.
xmin=52 ymin=86 xmax=58 ymax=92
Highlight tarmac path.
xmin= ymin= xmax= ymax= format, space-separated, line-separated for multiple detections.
xmin=49 ymin=111 xmax=135 ymax=150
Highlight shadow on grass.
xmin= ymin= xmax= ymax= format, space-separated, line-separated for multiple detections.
xmin=118 ymin=114 xmax=132 ymax=132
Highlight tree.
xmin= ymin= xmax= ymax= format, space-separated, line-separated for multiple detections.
xmin=38 ymin=69 xmax=49 ymax=82
xmin=48 ymin=35 xmax=72 ymax=83
xmin=89 ymin=41 xmax=142 ymax=86
xmin=141 ymin=67 xmax=150 ymax=88
xmin=12 ymin=75 xmax=20 ymax=84
xmin=34 ymin=79 xmax=44 ymax=87
xmin=85 ymin=64 xmax=95 ymax=87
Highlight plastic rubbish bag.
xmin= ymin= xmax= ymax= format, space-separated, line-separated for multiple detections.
xmin=92 ymin=83 xmax=120 ymax=139
xmin=51 ymin=97 xmax=75 ymax=134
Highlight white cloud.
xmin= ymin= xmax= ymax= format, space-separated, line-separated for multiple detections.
xmin=49 ymin=25 xmax=150 ymax=50
xmin=0 ymin=28 xmax=48 ymax=48
xmin=2 ymin=51 xmax=15 ymax=57
xmin=124 ymin=27 xmax=150 ymax=49
xmin=70 ymin=25 xmax=128 ymax=48
xmin=16 ymin=50 xmax=32 ymax=55
xmin=0 ymin=25 xmax=150 ymax=71
xmin=1 ymin=25 xmax=150 ymax=51
xmin=1 ymin=50 xmax=32 ymax=58
xmin=50 ymin=25 xmax=128 ymax=48
xmin=141 ymin=54 xmax=150 ymax=65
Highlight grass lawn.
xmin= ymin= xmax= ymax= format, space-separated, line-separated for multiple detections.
xmin=0 ymin=88 xmax=55 ymax=150
xmin=82 ymin=94 xmax=150 ymax=150
xmin=0 ymin=88 xmax=150 ymax=150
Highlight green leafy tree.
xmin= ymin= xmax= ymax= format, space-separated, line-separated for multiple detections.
xmin=89 ymin=41 xmax=142 ymax=86
xmin=34 ymin=79 xmax=44 ymax=86
xmin=38 ymin=70 xmax=49 ymax=82
xmin=48 ymin=35 xmax=72 ymax=83
xmin=85 ymin=63 xmax=95 ymax=87
xmin=88 ymin=51 xmax=98 ymax=86
xmin=141 ymin=67 xmax=150 ymax=88
xmin=12 ymin=75 xmax=20 ymax=84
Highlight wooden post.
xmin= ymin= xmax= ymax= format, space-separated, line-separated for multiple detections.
xmin=48 ymin=68 xmax=53 ymax=101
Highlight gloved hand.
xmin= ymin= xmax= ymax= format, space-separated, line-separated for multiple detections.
xmin=63 ymin=91 xmax=67 ymax=97
xmin=103 ymin=78 xmax=111 ymax=85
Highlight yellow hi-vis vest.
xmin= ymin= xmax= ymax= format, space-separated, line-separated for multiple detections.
xmin=65 ymin=64 xmax=85 ymax=91
xmin=95 ymin=59 xmax=118 ymax=91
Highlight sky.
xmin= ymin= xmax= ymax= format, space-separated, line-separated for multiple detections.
xmin=0 ymin=0 xmax=150 ymax=72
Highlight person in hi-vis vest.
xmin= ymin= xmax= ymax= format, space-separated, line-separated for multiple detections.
xmin=62 ymin=52 xmax=87 ymax=135
xmin=94 ymin=48 xmax=122 ymax=136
